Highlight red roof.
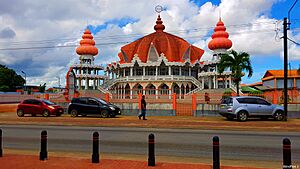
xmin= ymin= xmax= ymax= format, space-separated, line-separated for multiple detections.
xmin=118 ymin=15 xmax=204 ymax=64
xmin=262 ymin=70 xmax=300 ymax=81
xmin=76 ymin=29 xmax=98 ymax=56
xmin=208 ymin=18 xmax=232 ymax=51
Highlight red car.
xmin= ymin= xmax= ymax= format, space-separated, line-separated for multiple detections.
xmin=17 ymin=99 xmax=64 ymax=117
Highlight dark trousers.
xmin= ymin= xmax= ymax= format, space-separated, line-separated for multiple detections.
xmin=139 ymin=109 xmax=146 ymax=119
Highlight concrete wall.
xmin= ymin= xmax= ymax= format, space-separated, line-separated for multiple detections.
xmin=113 ymin=102 xmax=174 ymax=116
xmin=195 ymin=103 xmax=220 ymax=117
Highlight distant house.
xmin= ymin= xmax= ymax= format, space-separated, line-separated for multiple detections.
xmin=16 ymin=85 xmax=40 ymax=94
xmin=261 ymin=70 xmax=300 ymax=103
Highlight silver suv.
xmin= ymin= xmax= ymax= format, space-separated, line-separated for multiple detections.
xmin=219 ymin=96 xmax=284 ymax=122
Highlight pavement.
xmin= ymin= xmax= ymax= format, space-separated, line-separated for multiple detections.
xmin=0 ymin=104 xmax=299 ymax=169
xmin=0 ymin=150 xmax=272 ymax=169
xmin=1 ymin=111 xmax=300 ymax=132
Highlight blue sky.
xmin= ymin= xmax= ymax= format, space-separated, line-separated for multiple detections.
xmin=0 ymin=0 xmax=300 ymax=87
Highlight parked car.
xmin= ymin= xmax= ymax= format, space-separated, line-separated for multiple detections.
xmin=68 ymin=97 xmax=121 ymax=118
xmin=17 ymin=99 xmax=64 ymax=117
xmin=219 ymin=96 xmax=284 ymax=122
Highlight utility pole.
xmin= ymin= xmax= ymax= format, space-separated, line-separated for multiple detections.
xmin=283 ymin=0 xmax=299 ymax=121
xmin=283 ymin=17 xmax=288 ymax=121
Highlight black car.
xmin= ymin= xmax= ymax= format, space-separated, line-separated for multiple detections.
xmin=68 ymin=97 xmax=121 ymax=118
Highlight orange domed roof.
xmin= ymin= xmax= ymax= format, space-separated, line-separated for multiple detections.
xmin=118 ymin=15 xmax=204 ymax=64
xmin=76 ymin=29 xmax=98 ymax=56
xmin=208 ymin=18 xmax=232 ymax=51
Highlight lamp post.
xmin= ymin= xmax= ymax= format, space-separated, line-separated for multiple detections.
xmin=56 ymin=76 xmax=61 ymax=89
xmin=21 ymin=71 xmax=26 ymax=92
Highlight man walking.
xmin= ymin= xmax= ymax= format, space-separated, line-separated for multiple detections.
xmin=138 ymin=95 xmax=147 ymax=120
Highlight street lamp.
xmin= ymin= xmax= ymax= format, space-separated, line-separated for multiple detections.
xmin=21 ymin=71 xmax=26 ymax=91
xmin=56 ymin=76 xmax=61 ymax=88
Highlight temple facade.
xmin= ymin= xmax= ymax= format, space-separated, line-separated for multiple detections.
xmin=64 ymin=29 xmax=108 ymax=100
xmin=105 ymin=14 xmax=235 ymax=99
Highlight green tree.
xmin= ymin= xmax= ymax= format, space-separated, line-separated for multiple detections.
xmin=0 ymin=64 xmax=25 ymax=92
xmin=38 ymin=83 xmax=47 ymax=93
xmin=217 ymin=50 xmax=253 ymax=96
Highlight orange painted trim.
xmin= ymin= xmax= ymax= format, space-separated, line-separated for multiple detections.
xmin=192 ymin=93 xmax=196 ymax=111
xmin=105 ymin=93 xmax=110 ymax=103
xmin=44 ymin=94 xmax=49 ymax=100
xmin=138 ymin=93 xmax=142 ymax=110
xmin=172 ymin=93 xmax=177 ymax=110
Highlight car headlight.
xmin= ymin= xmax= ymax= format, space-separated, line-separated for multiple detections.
xmin=109 ymin=107 xmax=115 ymax=111
xmin=48 ymin=106 xmax=55 ymax=109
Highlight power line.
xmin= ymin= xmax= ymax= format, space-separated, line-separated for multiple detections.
xmin=0 ymin=20 xmax=278 ymax=45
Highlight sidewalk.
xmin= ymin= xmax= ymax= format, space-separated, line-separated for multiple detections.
xmin=1 ymin=111 xmax=300 ymax=132
xmin=0 ymin=153 xmax=271 ymax=169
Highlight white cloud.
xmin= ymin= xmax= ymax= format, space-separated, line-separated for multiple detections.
xmin=0 ymin=0 xmax=300 ymax=87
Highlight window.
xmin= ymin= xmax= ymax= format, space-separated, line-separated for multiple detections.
xmin=31 ymin=100 xmax=41 ymax=105
xmin=125 ymin=69 xmax=130 ymax=76
xmin=134 ymin=67 xmax=143 ymax=76
xmin=256 ymin=98 xmax=271 ymax=105
xmin=237 ymin=98 xmax=257 ymax=104
xmin=182 ymin=67 xmax=189 ymax=76
xmin=42 ymin=99 xmax=55 ymax=105
xmin=146 ymin=67 xmax=156 ymax=76
xmin=23 ymin=99 xmax=32 ymax=104
xmin=88 ymin=99 xmax=98 ymax=105
xmin=172 ymin=67 xmax=179 ymax=75
xmin=159 ymin=67 xmax=168 ymax=75
xmin=221 ymin=98 xmax=233 ymax=106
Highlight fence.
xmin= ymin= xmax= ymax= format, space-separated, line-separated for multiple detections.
xmin=1 ymin=91 xmax=300 ymax=117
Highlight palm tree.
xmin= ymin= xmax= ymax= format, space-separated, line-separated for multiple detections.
xmin=217 ymin=50 xmax=253 ymax=96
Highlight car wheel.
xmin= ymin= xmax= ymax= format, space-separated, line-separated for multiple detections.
xmin=70 ymin=109 xmax=78 ymax=117
xmin=17 ymin=109 xmax=24 ymax=117
xmin=237 ymin=111 xmax=248 ymax=122
xmin=43 ymin=110 xmax=50 ymax=117
xmin=273 ymin=111 xmax=284 ymax=121
xmin=101 ymin=110 xmax=109 ymax=118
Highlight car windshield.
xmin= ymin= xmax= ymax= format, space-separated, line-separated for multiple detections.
xmin=221 ymin=98 xmax=233 ymax=105
xmin=41 ymin=99 xmax=55 ymax=105
xmin=96 ymin=98 xmax=107 ymax=105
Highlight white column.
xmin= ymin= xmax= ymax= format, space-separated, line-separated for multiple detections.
xmin=130 ymin=67 xmax=133 ymax=76
xmin=179 ymin=86 xmax=181 ymax=100
xmin=155 ymin=88 xmax=158 ymax=99
xmin=189 ymin=67 xmax=191 ymax=76
xmin=85 ymin=78 xmax=88 ymax=90
xmin=79 ymin=79 xmax=81 ymax=89
xmin=123 ymin=68 xmax=125 ymax=77
xmin=225 ymin=76 xmax=228 ymax=88
xmin=213 ymin=76 xmax=216 ymax=89
xmin=130 ymin=89 xmax=133 ymax=99
xmin=155 ymin=66 xmax=158 ymax=78
xmin=208 ymin=77 xmax=212 ymax=89
xmin=93 ymin=78 xmax=96 ymax=89
xmin=179 ymin=67 xmax=182 ymax=76
xmin=143 ymin=67 xmax=146 ymax=76
xmin=215 ymin=76 xmax=218 ymax=89
xmin=229 ymin=77 xmax=232 ymax=88
xmin=169 ymin=66 xmax=171 ymax=75
xmin=202 ymin=77 xmax=204 ymax=89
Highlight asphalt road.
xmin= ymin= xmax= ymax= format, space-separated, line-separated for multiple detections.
xmin=1 ymin=125 xmax=299 ymax=163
